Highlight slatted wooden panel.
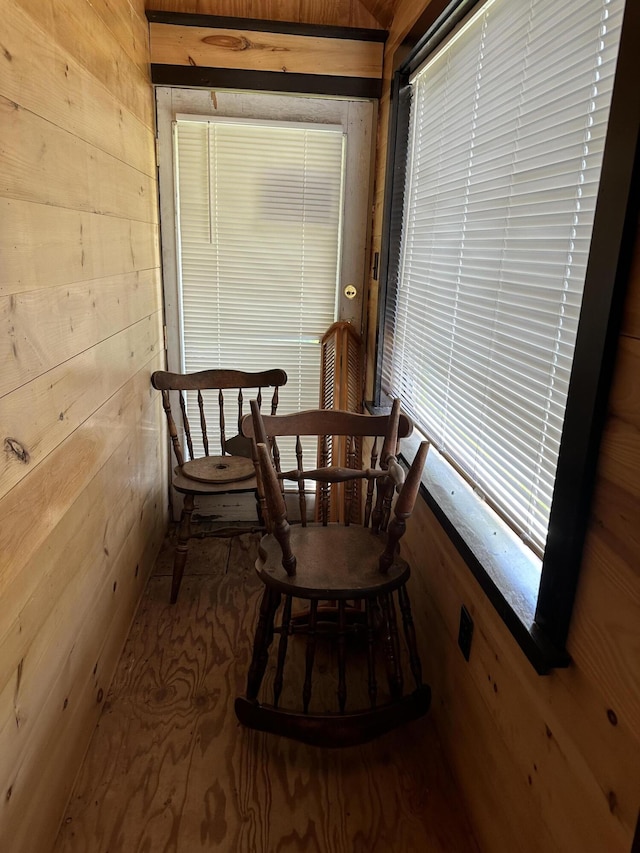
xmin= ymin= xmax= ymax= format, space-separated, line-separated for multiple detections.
xmin=319 ymin=321 xmax=363 ymax=413
xmin=367 ymin=2 xmax=640 ymax=851
xmin=318 ymin=321 xmax=365 ymax=521
xmin=0 ymin=2 xmax=165 ymax=851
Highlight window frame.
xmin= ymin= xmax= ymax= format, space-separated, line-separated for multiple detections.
xmin=374 ymin=0 xmax=640 ymax=671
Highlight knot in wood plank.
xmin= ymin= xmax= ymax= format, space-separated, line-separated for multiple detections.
xmin=4 ymin=437 xmax=30 ymax=464
xmin=203 ymin=34 xmax=251 ymax=51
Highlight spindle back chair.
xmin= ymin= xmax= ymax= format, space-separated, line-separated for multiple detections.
xmin=151 ymin=368 xmax=287 ymax=602
xmin=235 ymin=399 xmax=431 ymax=746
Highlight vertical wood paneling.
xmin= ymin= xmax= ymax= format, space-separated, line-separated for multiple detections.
xmin=368 ymin=2 xmax=640 ymax=851
xmin=0 ymin=2 xmax=165 ymax=851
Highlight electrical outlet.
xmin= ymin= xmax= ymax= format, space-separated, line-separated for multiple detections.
xmin=458 ymin=606 xmax=474 ymax=661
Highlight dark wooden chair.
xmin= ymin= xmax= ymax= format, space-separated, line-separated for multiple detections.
xmin=151 ymin=368 xmax=287 ymax=602
xmin=235 ymin=399 xmax=430 ymax=747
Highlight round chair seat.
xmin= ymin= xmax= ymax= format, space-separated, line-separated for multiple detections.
xmin=256 ymin=525 xmax=410 ymax=599
xmin=180 ymin=455 xmax=254 ymax=484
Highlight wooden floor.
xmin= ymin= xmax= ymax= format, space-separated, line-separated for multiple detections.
xmin=53 ymin=530 xmax=480 ymax=853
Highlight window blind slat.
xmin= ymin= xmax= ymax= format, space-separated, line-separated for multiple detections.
xmin=383 ymin=0 xmax=623 ymax=551
xmin=175 ymin=118 xmax=345 ymax=463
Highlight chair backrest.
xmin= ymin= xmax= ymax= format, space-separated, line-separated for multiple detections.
xmin=151 ymin=368 xmax=287 ymax=467
xmin=248 ymin=399 xmax=429 ymax=576
xmin=244 ymin=398 xmax=425 ymax=522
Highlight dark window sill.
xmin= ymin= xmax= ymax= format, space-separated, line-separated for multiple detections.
xmin=366 ymin=403 xmax=570 ymax=673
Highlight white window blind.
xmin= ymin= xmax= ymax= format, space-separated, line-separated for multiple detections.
xmin=174 ymin=117 xmax=345 ymax=452
xmin=382 ymin=0 xmax=624 ymax=553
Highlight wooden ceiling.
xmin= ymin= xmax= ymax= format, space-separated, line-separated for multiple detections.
xmin=144 ymin=1 xmax=396 ymax=30
xmin=357 ymin=0 xmax=395 ymax=27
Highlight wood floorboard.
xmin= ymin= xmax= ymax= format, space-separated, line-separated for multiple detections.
xmin=53 ymin=532 xmax=480 ymax=853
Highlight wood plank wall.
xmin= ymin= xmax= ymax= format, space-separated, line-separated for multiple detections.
xmin=366 ymin=2 xmax=640 ymax=851
xmin=0 ymin=1 xmax=167 ymax=850
xmin=149 ymin=22 xmax=385 ymax=80
xmin=3 ymin=0 xmax=636 ymax=849
xmin=143 ymin=0 xmax=386 ymax=30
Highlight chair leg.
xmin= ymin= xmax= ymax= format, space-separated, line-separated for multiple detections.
xmin=365 ymin=598 xmax=378 ymax=709
xmin=254 ymin=487 xmax=265 ymax=527
xmin=398 ymin=583 xmax=423 ymax=688
xmin=245 ymin=587 xmax=281 ymax=702
xmin=302 ymin=600 xmax=319 ymax=713
xmin=273 ymin=595 xmax=293 ymax=707
xmin=171 ymin=492 xmax=194 ymax=604
xmin=379 ymin=593 xmax=403 ymax=699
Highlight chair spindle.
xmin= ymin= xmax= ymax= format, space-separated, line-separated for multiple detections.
xmin=237 ymin=388 xmax=244 ymax=437
xmin=337 ymin=600 xmax=347 ymax=712
xmin=319 ymin=435 xmax=330 ymax=525
xmin=302 ymin=600 xmax=319 ymax=713
xmin=295 ymin=435 xmax=307 ymax=526
xmin=380 ymin=593 xmax=403 ymax=699
xmin=273 ymin=595 xmax=293 ymax=708
xmin=218 ymin=389 xmax=226 ymax=453
xmin=257 ymin=443 xmax=295 ymax=576
xmin=197 ymin=390 xmax=209 ymax=456
xmin=398 ymin=584 xmax=423 ymax=689
xmin=161 ymin=390 xmax=185 ymax=468
xmin=365 ymin=598 xmax=378 ymax=708
xmin=179 ymin=391 xmax=194 ymax=460
xmin=364 ymin=437 xmax=379 ymax=528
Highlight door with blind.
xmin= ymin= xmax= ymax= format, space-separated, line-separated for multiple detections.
xmin=156 ymin=87 xmax=375 ymax=419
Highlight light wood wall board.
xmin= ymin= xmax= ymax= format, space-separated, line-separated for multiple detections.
xmin=15 ymin=0 xmax=154 ymax=128
xmin=1 ymin=269 xmax=160 ymax=398
xmin=569 ymin=525 xmax=640 ymax=743
xmin=81 ymin=0 xmax=151 ymax=73
xmin=144 ymin=0 xmax=384 ymax=29
xmin=0 ymin=357 xmax=163 ymax=597
xmin=595 ymin=420 xmax=640 ymax=538
xmin=364 ymin=1 xmax=640 ymax=850
xmin=0 ymin=5 xmax=164 ymax=849
xmin=567 ymin=490 xmax=640 ymax=733
xmin=607 ymin=331 xmax=640 ymax=415
xmin=0 ymin=200 xmax=159 ymax=299
xmin=149 ymin=23 xmax=384 ymax=78
xmin=0 ymin=381 xmax=165 ymax=698
xmin=402 ymin=502 xmax=639 ymax=850
xmin=413 ymin=595 xmax=558 ymax=852
xmin=0 ymin=391 xmax=163 ymax=766
xmin=0 ymin=388 xmax=166 ymax=853
xmin=0 ymin=314 xmax=160 ymax=502
xmin=25 ymin=519 xmax=165 ymax=853
xmin=0 ymin=416 xmax=161 ymax=784
xmin=0 ymin=97 xmax=157 ymax=223
xmin=2 ymin=493 xmax=166 ymax=853
xmin=621 ymin=219 xmax=640 ymax=337
xmin=3 ymin=2 xmax=155 ymax=179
